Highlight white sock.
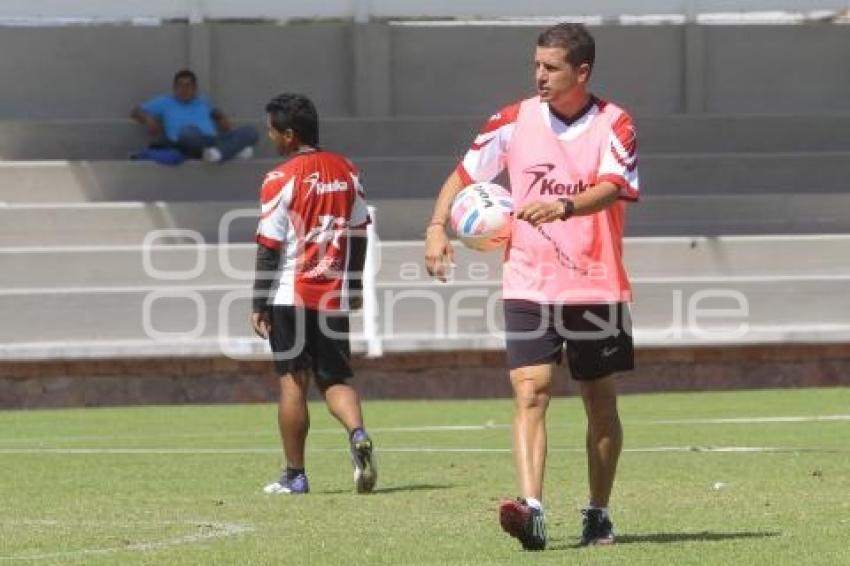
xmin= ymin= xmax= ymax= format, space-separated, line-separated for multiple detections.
xmin=587 ymin=504 xmax=610 ymax=519
xmin=526 ymin=497 xmax=543 ymax=512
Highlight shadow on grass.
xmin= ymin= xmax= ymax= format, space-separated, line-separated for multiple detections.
xmin=549 ymin=530 xmax=780 ymax=549
xmin=319 ymin=484 xmax=453 ymax=495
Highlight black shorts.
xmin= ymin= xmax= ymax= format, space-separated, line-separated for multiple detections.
xmin=503 ymin=300 xmax=634 ymax=380
xmin=268 ymin=305 xmax=353 ymax=385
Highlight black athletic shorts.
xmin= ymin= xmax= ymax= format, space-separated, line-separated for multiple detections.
xmin=268 ymin=305 xmax=353 ymax=385
xmin=503 ymin=300 xmax=634 ymax=380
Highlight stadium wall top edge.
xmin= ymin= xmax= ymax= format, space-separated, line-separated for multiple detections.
xmin=1 ymin=11 xmax=849 ymax=27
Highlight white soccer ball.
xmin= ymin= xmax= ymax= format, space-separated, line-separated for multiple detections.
xmin=449 ymin=182 xmax=514 ymax=252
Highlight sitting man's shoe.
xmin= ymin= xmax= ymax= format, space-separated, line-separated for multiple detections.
xmin=202 ymin=147 xmax=223 ymax=163
xmin=499 ymin=498 xmax=546 ymax=551
xmin=263 ymin=469 xmax=309 ymax=495
xmin=235 ymin=146 xmax=254 ymax=160
xmin=579 ymin=507 xmax=615 ymax=546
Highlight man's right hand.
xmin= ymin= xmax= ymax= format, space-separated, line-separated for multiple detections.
xmin=251 ymin=311 xmax=272 ymax=339
xmin=143 ymin=117 xmax=162 ymax=138
xmin=424 ymin=224 xmax=454 ymax=282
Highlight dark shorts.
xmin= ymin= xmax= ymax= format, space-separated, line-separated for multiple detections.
xmin=268 ymin=305 xmax=353 ymax=386
xmin=503 ymin=300 xmax=634 ymax=380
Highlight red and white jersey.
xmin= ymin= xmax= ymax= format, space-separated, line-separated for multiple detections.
xmin=456 ymin=96 xmax=640 ymax=304
xmin=256 ymin=151 xmax=370 ymax=311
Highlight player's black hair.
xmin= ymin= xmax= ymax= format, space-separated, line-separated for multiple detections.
xmin=537 ymin=23 xmax=595 ymax=73
xmin=173 ymin=69 xmax=198 ymax=85
xmin=265 ymin=93 xmax=319 ymax=146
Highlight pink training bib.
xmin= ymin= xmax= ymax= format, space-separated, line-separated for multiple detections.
xmin=502 ymin=97 xmax=635 ymax=304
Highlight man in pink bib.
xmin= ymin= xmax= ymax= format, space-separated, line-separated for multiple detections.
xmin=425 ymin=23 xmax=639 ymax=550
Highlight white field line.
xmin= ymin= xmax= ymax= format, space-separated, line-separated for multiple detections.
xmin=648 ymin=414 xmax=850 ymax=424
xmin=0 ymin=521 xmax=253 ymax=561
xmin=0 ymin=446 xmax=845 ymax=455
xmin=0 ymin=415 xmax=847 ymax=445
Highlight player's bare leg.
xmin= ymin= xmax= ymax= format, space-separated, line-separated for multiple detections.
xmin=500 ymin=363 xmax=552 ymax=550
xmin=278 ymin=370 xmax=311 ymax=469
xmin=510 ymin=363 xmax=553 ymax=501
xmin=578 ymin=375 xmax=621 ymax=544
xmin=321 ymin=382 xmax=364 ymax=433
xmin=580 ymin=376 xmax=621 ymax=507
xmin=321 ymin=382 xmax=376 ymax=493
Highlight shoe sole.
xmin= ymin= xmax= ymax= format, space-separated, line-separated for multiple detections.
xmin=352 ymin=441 xmax=377 ymax=494
xmin=499 ymin=501 xmax=545 ymax=551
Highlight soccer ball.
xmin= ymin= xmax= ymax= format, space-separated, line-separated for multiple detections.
xmin=449 ymin=182 xmax=513 ymax=251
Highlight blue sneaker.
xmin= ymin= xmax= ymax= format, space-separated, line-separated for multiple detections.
xmin=350 ymin=430 xmax=377 ymax=494
xmin=263 ymin=470 xmax=309 ymax=495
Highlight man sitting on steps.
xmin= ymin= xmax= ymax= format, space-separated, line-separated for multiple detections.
xmin=131 ymin=69 xmax=258 ymax=163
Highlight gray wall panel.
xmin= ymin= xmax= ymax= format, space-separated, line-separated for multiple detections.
xmin=704 ymin=25 xmax=850 ymax=113
xmin=389 ymin=25 xmax=684 ymax=116
xmin=389 ymin=26 xmax=536 ymax=116
xmin=210 ymin=23 xmax=353 ymax=118
xmin=0 ymin=26 xmax=186 ymax=119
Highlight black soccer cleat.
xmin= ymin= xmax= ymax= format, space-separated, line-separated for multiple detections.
xmin=499 ymin=498 xmax=547 ymax=551
xmin=579 ymin=507 xmax=615 ymax=546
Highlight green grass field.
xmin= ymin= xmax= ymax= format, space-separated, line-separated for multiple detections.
xmin=1 ymin=387 xmax=849 ymax=565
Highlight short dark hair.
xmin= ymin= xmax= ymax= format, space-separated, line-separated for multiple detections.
xmin=265 ymin=93 xmax=319 ymax=146
xmin=173 ymin=69 xmax=197 ymax=85
xmin=537 ymin=23 xmax=595 ymax=72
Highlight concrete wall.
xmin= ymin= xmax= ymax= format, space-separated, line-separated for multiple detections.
xmin=0 ymin=25 xmax=187 ymax=120
xmin=3 ymin=1 xmax=850 ymax=22
xmin=0 ymin=23 xmax=849 ymax=119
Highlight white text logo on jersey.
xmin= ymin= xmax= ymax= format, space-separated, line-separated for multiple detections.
xmin=303 ymin=172 xmax=350 ymax=195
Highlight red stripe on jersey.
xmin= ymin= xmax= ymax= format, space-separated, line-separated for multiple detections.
xmin=610 ymin=142 xmax=638 ymax=172
xmin=478 ymin=101 xmax=521 ymax=135
xmin=611 ymin=113 xmax=637 ymax=157
xmin=256 ymin=234 xmax=282 ymax=250
xmin=470 ymin=136 xmax=494 ymax=151
xmin=455 ymin=163 xmax=474 ymax=186
xmin=260 ymin=171 xmax=290 ymax=205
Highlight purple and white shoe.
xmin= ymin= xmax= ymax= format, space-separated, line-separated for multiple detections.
xmin=350 ymin=430 xmax=377 ymax=494
xmin=263 ymin=470 xmax=309 ymax=495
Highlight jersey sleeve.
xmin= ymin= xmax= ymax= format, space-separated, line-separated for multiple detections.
xmin=256 ymin=169 xmax=295 ymax=250
xmin=455 ymin=102 xmax=520 ymax=185
xmin=348 ymin=168 xmax=371 ymax=228
xmin=597 ymin=111 xmax=640 ymax=201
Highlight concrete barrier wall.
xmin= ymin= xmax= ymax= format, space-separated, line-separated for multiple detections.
xmin=0 ymin=25 xmax=187 ymax=120
xmin=1 ymin=23 xmax=849 ymax=119
xmin=3 ymin=1 xmax=850 ymax=22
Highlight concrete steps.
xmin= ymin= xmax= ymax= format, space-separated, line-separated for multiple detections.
xmin=1 ymin=236 xmax=847 ymax=359
xmin=4 ymin=191 xmax=850 ymax=245
xmin=1 ymin=152 xmax=847 ymax=206
xmin=1 ymin=276 xmax=846 ymax=356
xmin=4 ymin=114 xmax=850 ymax=160
xmin=3 ymin=236 xmax=848 ymax=289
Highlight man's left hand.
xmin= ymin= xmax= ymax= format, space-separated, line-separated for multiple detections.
xmin=516 ymin=201 xmax=566 ymax=226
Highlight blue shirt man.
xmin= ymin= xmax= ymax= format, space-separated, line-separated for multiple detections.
xmin=140 ymin=94 xmax=217 ymax=143
xmin=132 ymin=69 xmax=258 ymax=163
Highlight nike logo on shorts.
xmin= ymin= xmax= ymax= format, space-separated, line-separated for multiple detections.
xmin=601 ymin=346 xmax=619 ymax=358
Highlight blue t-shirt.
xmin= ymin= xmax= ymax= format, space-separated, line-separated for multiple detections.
xmin=141 ymin=95 xmax=217 ymax=142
